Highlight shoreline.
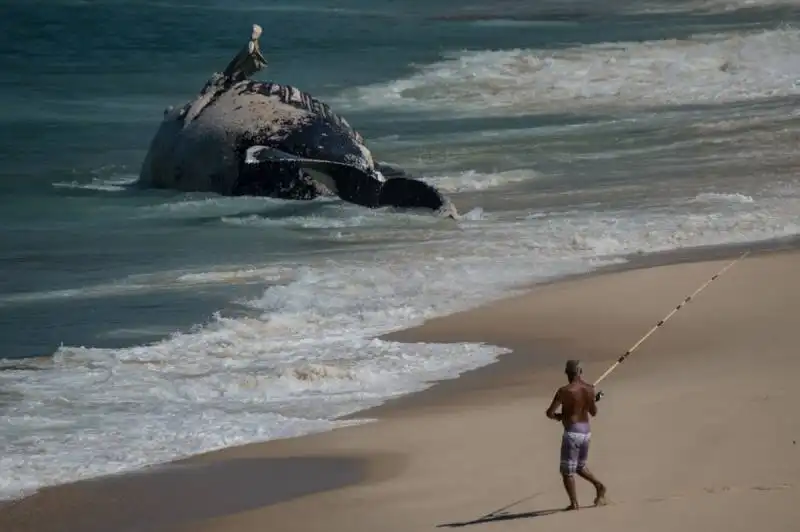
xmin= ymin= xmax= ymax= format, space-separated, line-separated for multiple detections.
xmin=1 ymin=236 xmax=798 ymax=531
xmin=0 ymin=457 xmax=368 ymax=532
xmin=178 ymin=245 xmax=800 ymax=532
xmin=356 ymin=234 xmax=799 ymax=419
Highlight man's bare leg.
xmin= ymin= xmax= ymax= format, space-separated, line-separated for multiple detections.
xmin=577 ymin=467 xmax=607 ymax=506
xmin=561 ymin=474 xmax=579 ymax=510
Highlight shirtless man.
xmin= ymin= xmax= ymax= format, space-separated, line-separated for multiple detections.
xmin=545 ymin=359 xmax=607 ymax=510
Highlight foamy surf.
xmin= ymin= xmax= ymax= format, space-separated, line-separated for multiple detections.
xmin=0 ymin=266 xmax=290 ymax=307
xmin=691 ymin=192 xmax=756 ymax=204
xmin=136 ymin=196 xmax=290 ymax=219
xmin=336 ymin=28 xmax=800 ymax=117
xmin=3 ymin=177 xmax=800 ymax=500
xmin=425 ymin=169 xmax=540 ymax=193
xmin=52 ymin=175 xmax=138 ymax=192
xmin=628 ymin=0 xmax=800 ymax=14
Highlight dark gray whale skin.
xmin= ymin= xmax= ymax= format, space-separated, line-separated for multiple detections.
xmin=137 ymin=25 xmax=457 ymax=218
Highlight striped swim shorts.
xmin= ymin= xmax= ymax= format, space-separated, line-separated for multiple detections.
xmin=560 ymin=431 xmax=591 ymax=476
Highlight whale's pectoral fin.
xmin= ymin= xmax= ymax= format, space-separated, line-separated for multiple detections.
xmin=234 ymin=146 xmax=323 ymax=199
xmin=245 ymin=146 xmax=382 ymax=207
xmin=378 ymin=177 xmax=458 ymax=219
xmin=375 ymin=161 xmax=414 ymax=180
xmin=245 ymin=147 xmax=457 ymax=217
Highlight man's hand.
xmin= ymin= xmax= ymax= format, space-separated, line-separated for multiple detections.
xmin=595 ymin=390 xmax=605 ymax=402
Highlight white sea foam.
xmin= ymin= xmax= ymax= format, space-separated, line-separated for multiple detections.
xmin=220 ymin=211 xmax=416 ymax=231
xmin=174 ymin=266 xmax=290 ymax=284
xmin=468 ymin=19 xmax=582 ymax=28
xmin=0 ymin=266 xmax=290 ymax=307
xmin=4 ymin=174 xmax=800 ymax=501
xmin=691 ymin=192 xmax=755 ymax=204
xmin=137 ymin=196 xmax=287 ymax=219
xmin=0 ymin=283 xmax=158 ymax=306
xmin=52 ymin=175 xmax=137 ymax=192
xmin=629 ymin=0 xmax=800 ymax=14
xmin=336 ymin=28 xmax=800 ymax=117
xmin=425 ymin=169 xmax=540 ymax=193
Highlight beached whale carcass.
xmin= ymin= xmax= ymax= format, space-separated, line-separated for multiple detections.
xmin=137 ymin=24 xmax=457 ymax=218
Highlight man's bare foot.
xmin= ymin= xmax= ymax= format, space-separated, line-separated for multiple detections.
xmin=564 ymin=503 xmax=579 ymax=511
xmin=594 ymin=485 xmax=608 ymax=507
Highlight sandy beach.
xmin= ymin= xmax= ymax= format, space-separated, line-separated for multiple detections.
xmin=2 ymin=247 xmax=798 ymax=532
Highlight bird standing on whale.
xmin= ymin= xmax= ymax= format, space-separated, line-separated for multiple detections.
xmin=137 ymin=24 xmax=458 ymax=218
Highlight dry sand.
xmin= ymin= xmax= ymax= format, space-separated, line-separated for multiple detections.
xmin=2 ymin=248 xmax=799 ymax=532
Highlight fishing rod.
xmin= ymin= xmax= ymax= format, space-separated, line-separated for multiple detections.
xmin=593 ymin=250 xmax=750 ymax=390
xmin=460 ymin=252 xmax=751 ymax=523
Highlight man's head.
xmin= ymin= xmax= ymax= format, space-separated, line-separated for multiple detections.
xmin=565 ymin=359 xmax=582 ymax=382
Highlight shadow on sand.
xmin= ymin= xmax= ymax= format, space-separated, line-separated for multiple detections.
xmin=438 ymin=507 xmax=568 ymax=527
xmin=437 ymin=492 xmax=585 ymax=528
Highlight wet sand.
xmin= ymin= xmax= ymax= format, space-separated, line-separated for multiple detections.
xmin=0 ymin=457 xmax=367 ymax=532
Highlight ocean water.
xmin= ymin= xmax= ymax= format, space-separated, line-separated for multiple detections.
xmin=2 ymin=0 xmax=800 ymax=500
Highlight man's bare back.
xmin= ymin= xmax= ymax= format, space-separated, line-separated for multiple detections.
xmin=556 ymin=379 xmax=597 ymax=430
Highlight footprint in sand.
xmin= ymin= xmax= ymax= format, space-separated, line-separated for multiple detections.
xmin=751 ymin=484 xmax=791 ymax=492
xmin=643 ymin=482 xmax=792 ymax=504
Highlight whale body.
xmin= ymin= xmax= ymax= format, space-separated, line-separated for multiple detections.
xmin=137 ymin=24 xmax=457 ymax=218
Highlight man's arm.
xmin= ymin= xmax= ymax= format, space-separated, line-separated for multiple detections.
xmin=587 ymin=385 xmax=598 ymax=417
xmin=545 ymin=390 xmax=563 ymax=421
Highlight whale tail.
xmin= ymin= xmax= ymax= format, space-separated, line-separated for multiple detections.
xmin=375 ymin=162 xmax=458 ymax=218
xmin=244 ymin=146 xmax=456 ymax=217
xmin=378 ymin=177 xmax=458 ymax=218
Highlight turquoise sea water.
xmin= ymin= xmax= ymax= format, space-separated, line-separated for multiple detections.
xmin=2 ymin=0 xmax=800 ymax=499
